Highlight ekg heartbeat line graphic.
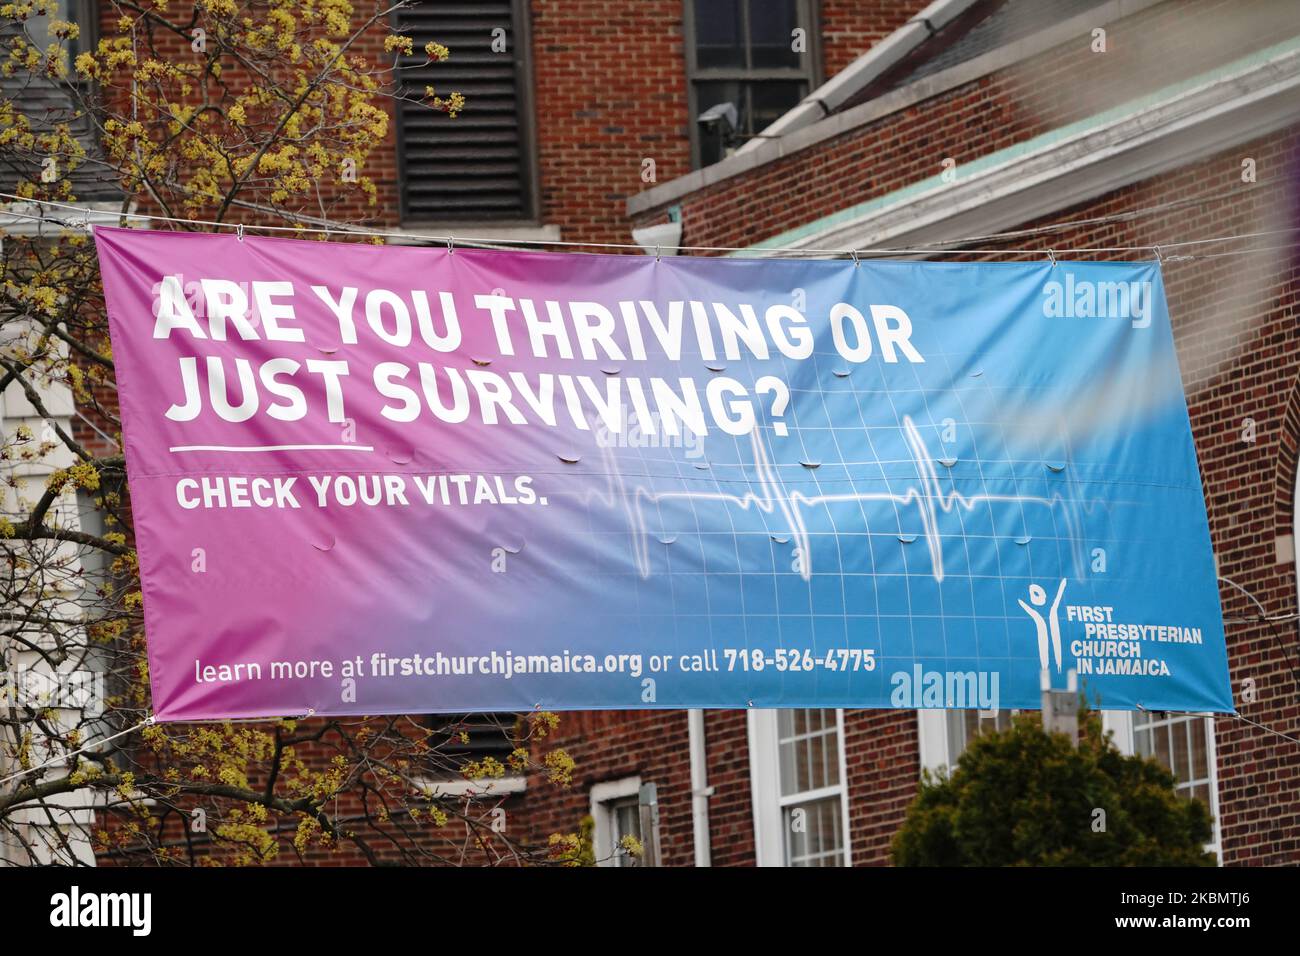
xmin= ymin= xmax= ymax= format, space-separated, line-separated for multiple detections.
xmin=588 ymin=416 xmax=1087 ymax=583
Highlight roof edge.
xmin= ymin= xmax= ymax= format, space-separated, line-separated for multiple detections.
xmin=742 ymin=35 xmax=1300 ymax=254
xmin=735 ymin=0 xmax=982 ymax=151
xmin=627 ymin=0 xmax=1166 ymax=218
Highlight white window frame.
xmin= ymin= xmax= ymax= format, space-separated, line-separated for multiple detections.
xmin=589 ymin=776 xmax=642 ymax=868
xmin=916 ymin=710 xmax=1221 ymax=861
xmin=407 ymin=775 xmax=526 ymax=799
xmin=1103 ymin=710 xmax=1222 ymax=862
xmin=1 ymin=309 xmax=100 ymax=866
xmin=748 ymin=709 xmax=851 ymax=867
xmin=917 ymin=708 xmax=1019 ymax=774
xmin=683 ymin=0 xmax=821 ymax=168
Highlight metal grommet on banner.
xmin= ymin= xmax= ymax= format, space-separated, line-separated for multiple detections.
xmin=236 ymin=223 xmax=244 ymax=242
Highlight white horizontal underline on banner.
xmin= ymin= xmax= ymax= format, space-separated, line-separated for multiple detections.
xmin=168 ymin=444 xmax=376 ymax=453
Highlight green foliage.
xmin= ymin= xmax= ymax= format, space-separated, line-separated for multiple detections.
xmin=0 ymin=0 xmax=581 ymax=868
xmin=549 ymin=814 xmax=596 ymax=867
xmin=892 ymin=709 xmax=1216 ymax=866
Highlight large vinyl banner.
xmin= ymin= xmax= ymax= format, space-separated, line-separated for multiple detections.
xmin=94 ymin=227 xmax=1233 ymax=721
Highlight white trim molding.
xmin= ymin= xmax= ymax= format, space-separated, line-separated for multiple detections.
xmin=589 ymin=775 xmax=642 ymax=867
xmin=916 ymin=709 xmax=953 ymax=776
xmin=916 ymin=709 xmax=1018 ymax=775
xmin=747 ymin=709 xmax=781 ymax=865
xmin=407 ymin=775 xmax=527 ymax=799
xmin=687 ymin=709 xmax=713 ymax=867
xmin=748 ymin=709 xmax=852 ymax=867
xmin=1105 ymin=710 xmax=1222 ymax=862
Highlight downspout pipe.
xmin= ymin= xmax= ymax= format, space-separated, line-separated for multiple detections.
xmin=688 ymin=709 xmax=713 ymax=866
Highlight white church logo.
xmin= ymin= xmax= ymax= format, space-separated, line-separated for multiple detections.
xmin=1019 ymin=579 xmax=1067 ymax=671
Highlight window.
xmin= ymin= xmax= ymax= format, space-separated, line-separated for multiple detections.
xmin=684 ymin=0 xmax=818 ymax=168
xmin=1132 ymin=711 xmax=1218 ymax=812
xmin=921 ymin=709 xmax=1222 ymax=857
xmin=1106 ymin=710 xmax=1221 ymax=857
xmin=27 ymin=0 xmax=95 ymax=59
xmin=590 ymin=777 xmax=644 ymax=867
xmin=749 ymin=709 xmax=850 ymax=866
xmin=778 ymin=710 xmax=847 ymax=866
xmin=944 ymin=708 xmax=1015 ymax=758
xmin=393 ymin=0 xmax=538 ymax=223
xmin=919 ymin=708 xmax=1018 ymax=772
xmin=2 ymin=0 xmax=116 ymax=203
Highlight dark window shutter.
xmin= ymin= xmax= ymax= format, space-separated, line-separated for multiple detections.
xmin=395 ymin=1 xmax=535 ymax=223
xmin=430 ymin=713 xmax=518 ymax=770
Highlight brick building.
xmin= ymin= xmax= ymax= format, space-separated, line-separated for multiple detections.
xmin=517 ymin=0 xmax=1300 ymax=868
xmin=5 ymin=0 xmax=903 ymax=865
xmin=5 ymin=0 xmax=1298 ymax=866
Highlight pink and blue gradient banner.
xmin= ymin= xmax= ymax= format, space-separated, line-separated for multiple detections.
xmin=93 ymin=227 xmax=1232 ymax=721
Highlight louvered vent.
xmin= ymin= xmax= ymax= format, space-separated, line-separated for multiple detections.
xmin=395 ymin=1 xmax=534 ymax=222
xmin=432 ymin=713 xmax=517 ymax=769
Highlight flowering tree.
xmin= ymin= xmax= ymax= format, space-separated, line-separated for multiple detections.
xmin=0 ymin=0 xmax=577 ymax=866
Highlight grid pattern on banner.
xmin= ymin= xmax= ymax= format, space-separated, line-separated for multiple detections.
xmin=544 ymin=335 xmax=1138 ymax=691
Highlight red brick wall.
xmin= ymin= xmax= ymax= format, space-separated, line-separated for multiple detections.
xmin=699 ymin=711 xmax=759 ymax=865
xmin=528 ymin=0 xmax=691 ymax=243
xmin=844 ymin=710 xmax=921 ymax=864
xmin=527 ymin=0 xmax=901 ymax=244
xmin=80 ymin=0 xmax=1300 ymax=866
xmin=86 ymin=0 xmax=915 ymax=246
xmin=820 ymin=0 xmax=931 ymax=77
xmin=632 ymin=0 xmax=1298 ymax=248
xmin=521 ymin=710 xmax=695 ymax=864
xmin=598 ymin=0 xmax=1300 ymax=866
xmin=528 ymin=133 xmax=1300 ymax=868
